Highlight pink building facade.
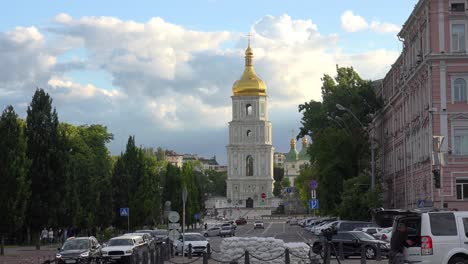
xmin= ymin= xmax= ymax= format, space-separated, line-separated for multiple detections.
xmin=374 ymin=0 xmax=468 ymax=210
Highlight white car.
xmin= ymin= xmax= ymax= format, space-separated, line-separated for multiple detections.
xmin=101 ymin=235 xmax=146 ymax=261
xmin=174 ymin=233 xmax=209 ymax=256
xmin=253 ymin=220 xmax=264 ymax=229
xmin=394 ymin=210 xmax=468 ymax=264
xmin=314 ymin=221 xmax=337 ymax=235
xmin=373 ymin=227 xmax=392 ymax=242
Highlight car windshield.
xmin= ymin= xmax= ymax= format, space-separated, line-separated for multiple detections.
xmin=222 ymin=227 xmax=231 ymax=230
xmin=62 ymin=239 xmax=90 ymax=250
xmin=184 ymin=235 xmax=206 ymax=241
xmin=154 ymin=230 xmax=168 ymax=236
xmin=354 ymin=232 xmax=376 ymax=240
xmin=135 ymin=230 xmax=153 ymax=234
xmin=255 ymin=221 xmax=262 ymax=223
xmin=382 ymin=227 xmax=392 ymax=233
xmin=108 ymin=239 xmax=134 ymax=246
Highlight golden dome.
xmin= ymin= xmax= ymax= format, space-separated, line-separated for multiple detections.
xmin=232 ymin=43 xmax=266 ymax=96
xmin=290 ymin=138 xmax=296 ymax=146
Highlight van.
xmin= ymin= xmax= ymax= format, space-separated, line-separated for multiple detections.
xmin=393 ymin=210 xmax=468 ymax=264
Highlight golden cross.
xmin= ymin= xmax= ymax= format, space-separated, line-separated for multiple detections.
xmin=246 ymin=32 xmax=253 ymax=46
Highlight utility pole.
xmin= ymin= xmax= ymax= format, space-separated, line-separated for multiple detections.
xmin=182 ymin=187 xmax=188 ymax=256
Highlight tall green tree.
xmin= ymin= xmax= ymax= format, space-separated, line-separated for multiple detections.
xmin=0 ymin=106 xmax=30 ymax=253
xmin=25 ymin=88 xmax=63 ymax=246
xmin=273 ymin=167 xmax=285 ymax=197
xmin=298 ymin=66 xmax=382 ymax=218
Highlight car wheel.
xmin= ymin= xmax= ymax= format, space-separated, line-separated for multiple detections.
xmin=365 ymin=246 xmax=376 ymax=259
xmin=204 ymin=233 xmax=208 ymax=237
xmin=448 ymin=256 xmax=468 ymax=264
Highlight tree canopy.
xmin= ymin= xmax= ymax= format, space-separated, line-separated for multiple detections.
xmin=297 ymin=66 xmax=382 ymax=219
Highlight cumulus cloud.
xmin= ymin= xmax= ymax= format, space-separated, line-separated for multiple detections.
xmin=341 ymin=10 xmax=400 ymax=33
xmin=0 ymin=13 xmax=400 ymax=159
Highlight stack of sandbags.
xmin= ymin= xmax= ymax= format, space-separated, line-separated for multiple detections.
xmin=218 ymin=237 xmax=286 ymax=264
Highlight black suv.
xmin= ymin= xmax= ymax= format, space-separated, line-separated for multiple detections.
xmin=312 ymin=231 xmax=389 ymax=260
xmin=56 ymin=236 xmax=101 ymax=263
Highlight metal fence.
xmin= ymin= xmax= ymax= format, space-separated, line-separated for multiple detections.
xmin=32 ymin=239 xmax=387 ymax=264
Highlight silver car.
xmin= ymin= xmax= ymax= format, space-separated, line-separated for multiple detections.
xmin=202 ymin=227 xmax=221 ymax=237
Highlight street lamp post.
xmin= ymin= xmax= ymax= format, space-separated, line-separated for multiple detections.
xmin=336 ymin=103 xmax=376 ymax=191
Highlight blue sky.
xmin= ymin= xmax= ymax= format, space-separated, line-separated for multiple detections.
xmin=0 ymin=0 xmax=417 ymax=163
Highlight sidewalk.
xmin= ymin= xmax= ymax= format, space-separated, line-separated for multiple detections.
xmin=0 ymin=246 xmax=57 ymax=264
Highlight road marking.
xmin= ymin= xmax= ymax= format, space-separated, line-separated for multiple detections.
xmin=296 ymin=230 xmax=309 ymax=243
xmin=261 ymin=222 xmax=272 ymax=235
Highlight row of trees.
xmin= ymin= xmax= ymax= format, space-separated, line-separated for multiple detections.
xmin=0 ymin=89 xmax=226 ymax=248
xmin=295 ymin=66 xmax=383 ymax=220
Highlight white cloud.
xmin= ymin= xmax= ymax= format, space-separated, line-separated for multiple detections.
xmin=341 ymin=10 xmax=369 ymax=33
xmin=0 ymin=13 xmax=400 ymax=158
xmin=341 ymin=10 xmax=400 ymax=33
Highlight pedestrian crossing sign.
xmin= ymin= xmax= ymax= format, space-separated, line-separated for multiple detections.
xmin=120 ymin=207 xmax=129 ymax=216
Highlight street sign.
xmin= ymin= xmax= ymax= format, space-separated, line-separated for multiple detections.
xmin=309 ymin=199 xmax=319 ymax=209
xmin=120 ymin=208 xmax=129 ymax=217
xmin=169 ymin=223 xmax=180 ymax=230
xmin=168 ymin=230 xmax=180 ymax=242
xmin=182 ymin=187 xmax=188 ymax=204
xmin=311 ymin=190 xmax=316 ymax=199
xmin=194 ymin=213 xmax=199 ymax=220
xmin=309 ymin=180 xmax=318 ymax=190
xmin=417 ymin=200 xmax=425 ymax=208
xmin=261 ymin=192 xmax=266 ymax=199
xmin=168 ymin=211 xmax=180 ymax=223
xmin=286 ymin=187 xmax=292 ymax=193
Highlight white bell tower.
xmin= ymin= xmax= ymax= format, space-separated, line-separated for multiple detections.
xmin=226 ymin=41 xmax=274 ymax=208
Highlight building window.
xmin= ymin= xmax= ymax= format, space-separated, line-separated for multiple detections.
xmin=454 ymin=128 xmax=468 ymax=155
xmin=247 ymin=130 xmax=252 ymax=137
xmin=452 ymin=24 xmax=466 ymax=52
xmin=454 ymin=78 xmax=467 ymax=102
xmin=451 ymin=2 xmax=466 ymax=12
xmin=457 ymin=179 xmax=468 ymax=199
xmin=246 ymin=104 xmax=252 ymax=116
xmin=246 ymin=155 xmax=254 ymax=176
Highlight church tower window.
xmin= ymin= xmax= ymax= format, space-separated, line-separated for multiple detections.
xmin=246 ymin=155 xmax=254 ymax=176
xmin=247 ymin=130 xmax=252 ymax=137
xmin=246 ymin=104 xmax=252 ymax=116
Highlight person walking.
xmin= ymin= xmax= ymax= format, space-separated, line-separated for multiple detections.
xmin=389 ymin=223 xmax=413 ymax=264
xmin=48 ymin=228 xmax=54 ymax=244
xmin=40 ymin=228 xmax=48 ymax=245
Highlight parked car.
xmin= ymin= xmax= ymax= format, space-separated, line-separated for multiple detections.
xmin=56 ymin=236 xmax=101 ymax=263
xmin=312 ymin=231 xmax=389 ymax=259
xmin=235 ymin=218 xmax=247 ymax=225
xmin=389 ymin=209 xmax=468 ymax=264
xmin=353 ymin=227 xmax=384 ymax=235
xmin=220 ymin=226 xmax=235 ymax=237
xmin=254 ymin=220 xmax=264 ymax=229
xmin=227 ymin=220 xmax=237 ymax=229
xmin=372 ymin=227 xmax=392 ymax=242
xmin=101 ymin=235 xmax=146 ymax=261
xmin=153 ymin=229 xmax=169 ymax=244
xmin=174 ymin=233 xmax=209 ymax=256
xmin=288 ymin=218 xmax=299 ymax=225
xmin=202 ymin=227 xmax=221 ymax=237
xmin=123 ymin=233 xmax=154 ymax=249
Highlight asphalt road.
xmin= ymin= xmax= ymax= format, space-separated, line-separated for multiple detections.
xmin=206 ymin=220 xmax=314 ymax=250
xmin=180 ymin=219 xmax=389 ymax=264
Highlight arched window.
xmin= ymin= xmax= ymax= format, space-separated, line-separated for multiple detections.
xmin=246 ymin=155 xmax=254 ymax=176
xmin=454 ymin=78 xmax=467 ymax=102
xmin=246 ymin=104 xmax=252 ymax=116
xmin=247 ymin=130 xmax=252 ymax=137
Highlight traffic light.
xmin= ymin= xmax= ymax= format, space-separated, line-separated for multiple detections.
xmin=433 ymin=169 xmax=441 ymax=189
